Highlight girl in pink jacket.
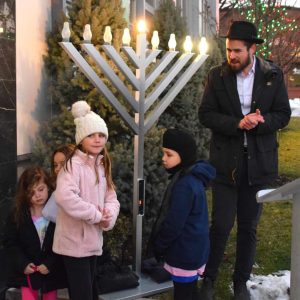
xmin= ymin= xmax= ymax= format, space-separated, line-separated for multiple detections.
xmin=53 ymin=100 xmax=120 ymax=300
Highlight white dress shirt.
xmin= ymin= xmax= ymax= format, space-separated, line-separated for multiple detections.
xmin=237 ymin=56 xmax=256 ymax=116
xmin=236 ymin=56 xmax=256 ymax=146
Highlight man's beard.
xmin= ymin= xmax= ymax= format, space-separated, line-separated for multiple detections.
xmin=229 ymin=53 xmax=251 ymax=73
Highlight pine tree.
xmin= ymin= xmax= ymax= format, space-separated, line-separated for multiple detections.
xmin=36 ymin=0 xmax=134 ymax=178
xmin=153 ymin=0 xmax=223 ymax=159
xmin=34 ymin=0 xmax=131 ymax=159
xmin=150 ymin=0 xmax=187 ymax=51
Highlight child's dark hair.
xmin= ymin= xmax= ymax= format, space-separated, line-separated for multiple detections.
xmin=14 ymin=166 xmax=53 ymax=227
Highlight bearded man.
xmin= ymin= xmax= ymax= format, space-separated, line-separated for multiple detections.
xmin=198 ymin=21 xmax=291 ymax=300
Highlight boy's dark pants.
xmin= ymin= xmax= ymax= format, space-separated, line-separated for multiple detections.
xmin=173 ymin=280 xmax=198 ymax=300
xmin=63 ymin=255 xmax=98 ymax=300
xmin=204 ymin=154 xmax=263 ymax=283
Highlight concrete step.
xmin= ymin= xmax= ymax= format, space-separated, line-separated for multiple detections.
xmin=5 ymin=289 xmax=154 ymax=300
xmin=5 ymin=275 xmax=170 ymax=299
xmin=3 ymin=273 xmax=171 ymax=300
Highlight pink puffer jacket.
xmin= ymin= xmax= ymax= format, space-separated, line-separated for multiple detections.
xmin=53 ymin=149 xmax=120 ymax=258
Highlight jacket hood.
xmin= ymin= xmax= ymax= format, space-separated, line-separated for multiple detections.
xmin=190 ymin=160 xmax=216 ymax=187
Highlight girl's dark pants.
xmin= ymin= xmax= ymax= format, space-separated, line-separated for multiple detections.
xmin=63 ymin=255 xmax=98 ymax=300
xmin=204 ymin=152 xmax=263 ymax=283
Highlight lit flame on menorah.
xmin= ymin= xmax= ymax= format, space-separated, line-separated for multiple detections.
xmin=60 ymin=20 xmax=209 ymax=274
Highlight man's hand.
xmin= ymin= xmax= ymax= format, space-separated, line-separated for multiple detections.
xmin=239 ymin=109 xmax=265 ymax=130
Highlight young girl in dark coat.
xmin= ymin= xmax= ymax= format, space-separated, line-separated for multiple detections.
xmin=153 ymin=129 xmax=216 ymax=300
xmin=3 ymin=166 xmax=66 ymax=300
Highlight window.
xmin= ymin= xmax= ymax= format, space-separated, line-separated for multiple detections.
xmin=288 ymin=64 xmax=300 ymax=88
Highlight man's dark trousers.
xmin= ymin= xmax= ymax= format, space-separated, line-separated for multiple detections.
xmin=204 ymin=153 xmax=263 ymax=283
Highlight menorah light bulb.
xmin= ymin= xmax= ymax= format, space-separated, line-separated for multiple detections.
xmin=168 ymin=33 xmax=176 ymax=51
xmin=199 ymin=36 xmax=208 ymax=55
xmin=61 ymin=22 xmax=71 ymax=41
xmin=137 ymin=20 xmax=146 ymax=33
xmin=83 ymin=24 xmax=92 ymax=42
xmin=151 ymin=31 xmax=159 ymax=50
xmin=183 ymin=35 xmax=193 ymax=54
xmin=103 ymin=26 xmax=112 ymax=44
xmin=122 ymin=28 xmax=131 ymax=46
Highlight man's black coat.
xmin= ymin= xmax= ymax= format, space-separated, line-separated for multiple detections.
xmin=199 ymin=57 xmax=291 ymax=186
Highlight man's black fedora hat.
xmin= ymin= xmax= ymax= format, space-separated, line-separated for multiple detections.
xmin=224 ymin=20 xmax=264 ymax=44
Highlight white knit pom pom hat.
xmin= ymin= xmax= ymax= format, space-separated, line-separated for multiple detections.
xmin=71 ymin=100 xmax=108 ymax=145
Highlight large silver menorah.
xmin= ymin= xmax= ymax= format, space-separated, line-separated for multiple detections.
xmin=60 ymin=20 xmax=208 ymax=274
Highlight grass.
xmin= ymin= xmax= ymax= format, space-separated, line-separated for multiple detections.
xmin=278 ymin=117 xmax=300 ymax=179
xmin=153 ymin=117 xmax=299 ymax=300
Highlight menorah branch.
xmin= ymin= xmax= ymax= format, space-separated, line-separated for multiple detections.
xmin=102 ymin=45 xmax=140 ymax=90
xmin=144 ymin=49 xmax=161 ymax=66
xmin=145 ymin=54 xmax=208 ymax=132
xmin=144 ymin=53 xmax=194 ymax=112
xmin=145 ymin=51 xmax=178 ymax=90
xmin=82 ymin=44 xmax=138 ymax=112
xmin=60 ymin=42 xmax=139 ymax=134
xmin=121 ymin=46 xmax=142 ymax=68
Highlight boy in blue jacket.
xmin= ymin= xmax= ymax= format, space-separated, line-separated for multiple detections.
xmin=153 ymin=128 xmax=216 ymax=300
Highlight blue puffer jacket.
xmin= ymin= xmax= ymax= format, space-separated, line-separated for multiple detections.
xmin=154 ymin=160 xmax=216 ymax=270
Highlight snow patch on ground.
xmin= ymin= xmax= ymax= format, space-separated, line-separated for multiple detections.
xmin=290 ymin=98 xmax=300 ymax=117
xmin=247 ymin=270 xmax=290 ymax=300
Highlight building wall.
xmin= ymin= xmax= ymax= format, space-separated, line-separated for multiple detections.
xmin=183 ymin=0 xmax=200 ymax=38
xmin=0 ymin=0 xmax=52 ymax=241
xmin=126 ymin=0 xmax=217 ymax=39
xmin=178 ymin=0 xmax=217 ymax=39
xmin=51 ymin=0 xmax=66 ymax=29
xmin=16 ymin=0 xmax=52 ymax=157
xmin=0 ymin=0 xmax=16 ymax=250
xmin=122 ymin=0 xmax=131 ymax=23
